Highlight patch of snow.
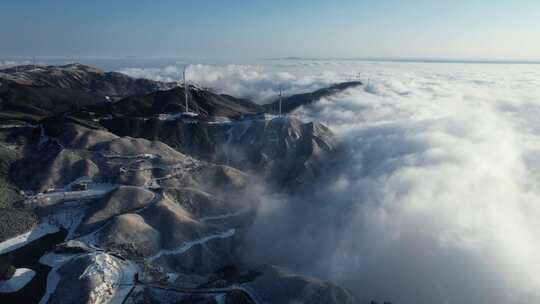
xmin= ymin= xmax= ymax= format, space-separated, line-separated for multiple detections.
xmin=0 ymin=123 xmax=37 ymax=129
xmin=79 ymin=253 xmax=122 ymax=303
xmin=237 ymin=113 xmax=280 ymax=122
xmin=39 ymin=252 xmax=138 ymax=304
xmin=211 ymin=116 xmax=231 ymax=124
xmin=166 ymin=272 xmax=179 ymax=283
xmin=0 ymin=223 xmax=59 ymax=255
xmin=79 ymin=253 xmax=138 ymax=304
xmin=102 ymin=153 xmax=159 ymax=160
xmin=0 ymin=268 xmax=36 ymax=293
xmin=199 ymin=209 xmax=249 ymax=222
xmin=39 ymin=252 xmax=76 ymax=268
xmin=157 ymin=112 xmax=199 ymax=122
xmin=46 ymin=207 xmax=88 ymax=239
xmin=25 ymin=183 xmax=115 ymax=207
xmin=182 ymin=112 xmax=199 ymax=117
xmin=146 ymin=229 xmax=236 ymax=262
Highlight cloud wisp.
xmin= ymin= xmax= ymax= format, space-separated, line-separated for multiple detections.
xmin=118 ymin=63 xmax=352 ymax=103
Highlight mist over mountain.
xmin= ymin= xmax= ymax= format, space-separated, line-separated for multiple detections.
xmin=0 ymin=61 xmax=539 ymax=304
xmin=246 ymin=62 xmax=540 ymax=303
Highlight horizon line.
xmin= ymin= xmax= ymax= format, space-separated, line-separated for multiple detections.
xmin=1 ymin=55 xmax=539 ymax=65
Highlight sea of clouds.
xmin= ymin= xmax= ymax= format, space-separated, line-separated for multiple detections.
xmin=121 ymin=61 xmax=540 ymax=303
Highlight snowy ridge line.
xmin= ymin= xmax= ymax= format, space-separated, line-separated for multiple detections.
xmin=24 ymin=183 xmax=116 ymax=207
xmin=199 ymin=209 xmax=250 ymax=222
xmin=80 ymin=255 xmax=121 ymax=299
xmin=146 ymin=229 xmax=236 ymax=262
xmin=78 ymin=253 xmax=138 ymax=304
xmin=100 ymin=153 xmax=160 ymax=160
xmin=157 ymin=112 xmax=199 ymax=121
xmin=0 ymin=123 xmax=38 ymax=129
xmin=119 ymin=159 xmax=199 ymax=173
xmin=39 ymin=252 xmax=138 ymax=304
xmin=25 ymin=189 xmax=109 ymax=207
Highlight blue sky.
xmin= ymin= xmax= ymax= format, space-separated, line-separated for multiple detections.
xmin=1 ymin=0 xmax=539 ymax=59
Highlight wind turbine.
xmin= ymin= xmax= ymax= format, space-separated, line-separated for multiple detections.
xmin=278 ymin=86 xmax=282 ymax=116
xmin=183 ymin=66 xmax=189 ymax=113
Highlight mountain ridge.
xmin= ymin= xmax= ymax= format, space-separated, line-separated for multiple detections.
xmin=0 ymin=64 xmax=362 ymax=304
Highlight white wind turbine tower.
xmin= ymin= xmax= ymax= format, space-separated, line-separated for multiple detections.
xmin=278 ymin=86 xmax=282 ymax=116
xmin=183 ymin=66 xmax=189 ymax=113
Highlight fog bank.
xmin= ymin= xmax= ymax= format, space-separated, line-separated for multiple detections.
xmin=124 ymin=61 xmax=540 ymax=303
xmin=244 ymin=63 xmax=540 ymax=303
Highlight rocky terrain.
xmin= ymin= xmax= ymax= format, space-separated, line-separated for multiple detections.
xmin=0 ymin=64 xmax=362 ymax=303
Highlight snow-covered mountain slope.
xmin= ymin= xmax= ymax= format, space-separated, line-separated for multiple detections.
xmin=0 ymin=64 xmax=359 ymax=304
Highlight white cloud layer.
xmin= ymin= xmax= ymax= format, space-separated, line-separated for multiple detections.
xmin=122 ymin=61 xmax=540 ymax=303
xmin=245 ymin=63 xmax=540 ymax=303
